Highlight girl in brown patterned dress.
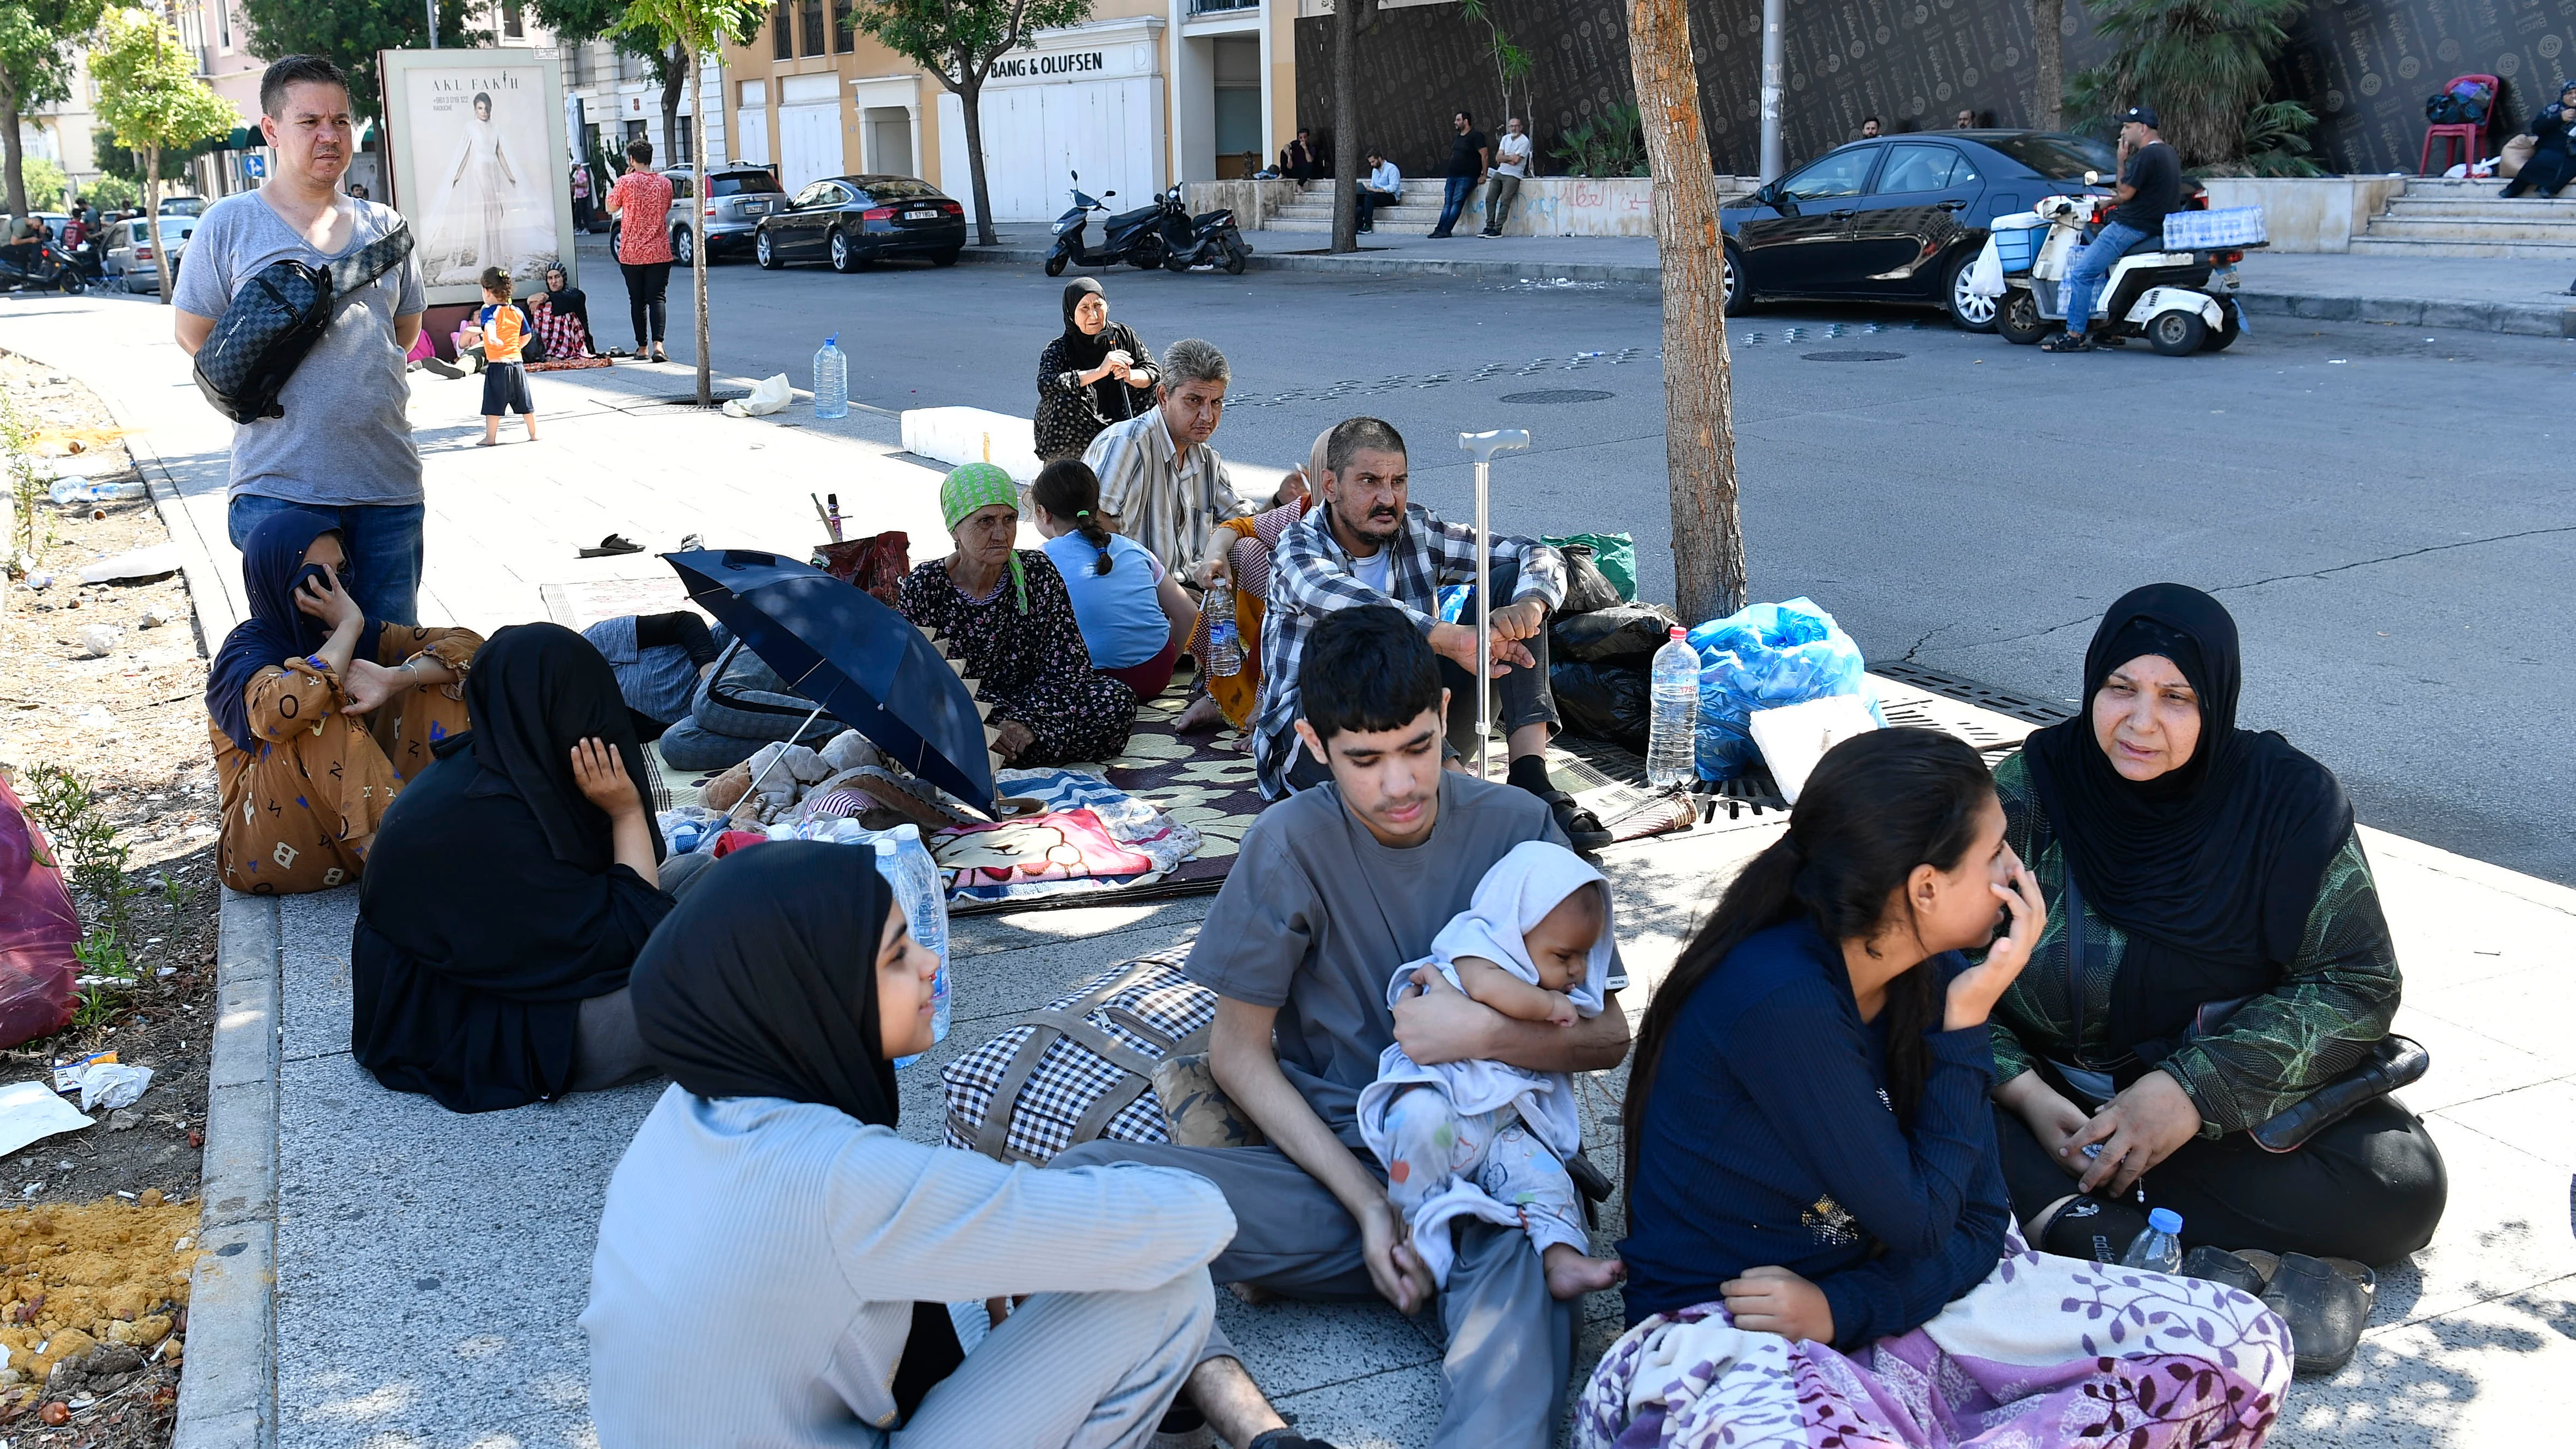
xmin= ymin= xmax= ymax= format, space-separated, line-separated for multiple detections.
xmin=209 ymin=510 xmax=482 ymax=895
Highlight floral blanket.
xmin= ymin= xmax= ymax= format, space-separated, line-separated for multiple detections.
xmin=932 ymin=768 xmax=1200 ymax=905
xmin=1579 ymin=1233 xmax=2291 ymax=1449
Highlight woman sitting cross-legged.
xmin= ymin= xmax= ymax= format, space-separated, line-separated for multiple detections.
xmin=898 ymin=463 xmax=1138 ymax=768
xmin=1588 ymin=728 xmax=2290 ymax=1449
xmin=583 ymin=842 xmax=1235 ymax=1448
xmin=352 ymin=623 xmax=715 ymax=1113
xmin=1030 ymin=458 xmax=1198 ymax=702
xmin=1986 ymin=584 xmax=2444 ymax=1371
xmin=210 ymin=510 xmax=481 ymax=896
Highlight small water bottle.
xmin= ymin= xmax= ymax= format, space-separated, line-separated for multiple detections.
xmin=1646 ymin=627 xmax=1699 ymax=790
xmin=2119 ymin=1207 xmax=2185 ymax=1274
xmin=812 ymin=334 xmax=848 ymax=420
xmin=877 ymin=830 xmax=950 ymax=1068
xmin=1203 ymin=582 xmax=1242 ymax=676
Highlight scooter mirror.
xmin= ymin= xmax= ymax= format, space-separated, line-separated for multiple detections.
xmin=1070 ymin=170 xmax=1080 ymax=181
xmin=1104 ymin=190 xmax=1116 ymax=199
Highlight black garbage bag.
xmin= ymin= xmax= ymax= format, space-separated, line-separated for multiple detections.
xmin=1556 ymin=543 xmax=1622 ymax=616
xmin=1552 ymin=600 xmax=1680 ymax=661
xmin=1552 ymin=660 xmax=1651 ymax=747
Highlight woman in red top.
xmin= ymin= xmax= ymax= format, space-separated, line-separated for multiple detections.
xmin=604 ymin=137 xmax=674 ymax=363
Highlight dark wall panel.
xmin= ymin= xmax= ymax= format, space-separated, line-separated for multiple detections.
xmin=2280 ymin=1 xmax=2570 ymax=175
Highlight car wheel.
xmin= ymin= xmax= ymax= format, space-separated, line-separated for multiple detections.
xmin=1943 ymin=251 xmax=1997 ymax=332
xmin=1998 ymin=290 xmax=2047 ymax=345
xmin=673 ymin=226 xmax=694 ymax=267
xmin=1043 ymin=252 xmax=1068 ymax=277
xmin=755 ymin=230 xmax=781 ymax=269
xmin=2200 ymin=300 xmax=2242 ymax=352
xmin=1721 ymin=243 xmax=1751 ymax=316
xmin=829 ymin=229 xmax=858 ymax=273
xmin=2147 ymin=309 xmax=2207 ymax=356
xmin=931 ymin=248 xmax=960 ymax=267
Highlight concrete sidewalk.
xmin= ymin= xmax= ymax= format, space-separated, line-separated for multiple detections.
xmin=10 ymin=297 xmax=2573 ymax=1448
xmin=960 ymin=226 xmax=2576 ymax=336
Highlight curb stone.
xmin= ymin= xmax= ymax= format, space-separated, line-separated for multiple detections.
xmin=954 ymin=241 xmax=1663 ymax=287
xmin=174 ymin=892 xmax=281 ymax=1449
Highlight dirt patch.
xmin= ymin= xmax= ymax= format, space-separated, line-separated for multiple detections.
xmin=0 ymin=347 xmax=219 ymax=1446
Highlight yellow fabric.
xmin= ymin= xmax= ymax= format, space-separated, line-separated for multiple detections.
xmin=1205 ymin=515 xmax=1265 ymax=729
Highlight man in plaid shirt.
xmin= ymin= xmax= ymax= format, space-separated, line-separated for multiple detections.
xmin=1254 ymin=418 xmax=1611 ymax=847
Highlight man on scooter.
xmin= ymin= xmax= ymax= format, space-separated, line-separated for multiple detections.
xmin=2042 ymin=105 xmax=2183 ymax=353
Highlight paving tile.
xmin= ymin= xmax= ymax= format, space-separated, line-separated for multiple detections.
xmin=2400 ymin=963 xmax=2576 ymax=1062
xmin=2365 ymin=1117 xmax=2576 ymax=1329
xmin=949 ymin=897 xmax=1212 ymax=960
xmin=1215 ymin=1293 xmax=1441 ymax=1397
xmin=1269 ymin=1360 xmax=1447 ymax=1449
xmin=2375 ymin=1009 xmax=2561 ymax=1117
xmin=2275 ymin=1274 xmax=2576 ymax=1449
xmin=2428 ymin=1077 xmax=2576 ymax=1171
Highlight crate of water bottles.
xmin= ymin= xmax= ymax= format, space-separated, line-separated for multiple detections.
xmin=2161 ymin=206 xmax=2266 ymax=251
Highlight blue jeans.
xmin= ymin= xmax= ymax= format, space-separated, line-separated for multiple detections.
xmin=227 ymin=494 xmax=426 ymax=626
xmin=2061 ymin=219 xmax=2148 ymax=336
xmin=1432 ymin=174 xmax=1479 ymax=235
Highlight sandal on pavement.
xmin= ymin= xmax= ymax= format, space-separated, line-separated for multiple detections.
xmin=2258 ymin=1251 xmax=2376 ymax=1377
xmin=578 ymin=533 xmax=646 ymax=558
xmin=2037 ymin=331 xmax=2094 ymax=353
xmin=1530 ymin=784 xmax=1614 ymax=851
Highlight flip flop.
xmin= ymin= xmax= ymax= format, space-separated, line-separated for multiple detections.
xmin=1530 ymin=784 xmax=1613 ymax=851
xmin=2258 ymin=1251 xmax=2377 ymax=1377
xmin=578 ymin=533 xmax=646 ymax=558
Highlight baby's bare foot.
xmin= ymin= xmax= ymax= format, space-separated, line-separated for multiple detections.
xmin=1543 ymin=1244 xmax=1627 ymax=1300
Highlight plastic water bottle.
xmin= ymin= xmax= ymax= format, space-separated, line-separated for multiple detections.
xmin=812 ymin=334 xmax=848 ymax=420
xmin=1647 ymin=626 xmax=1699 ymax=789
xmin=877 ymin=829 xmax=950 ymax=1068
xmin=2119 ymin=1207 xmax=2185 ymax=1273
xmin=1203 ymin=582 xmax=1242 ymax=676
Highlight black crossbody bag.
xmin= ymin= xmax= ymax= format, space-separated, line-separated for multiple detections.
xmin=193 ymin=221 xmax=415 ymax=424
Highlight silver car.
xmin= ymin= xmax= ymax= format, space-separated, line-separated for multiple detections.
xmin=106 ymin=215 xmax=195 ymax=292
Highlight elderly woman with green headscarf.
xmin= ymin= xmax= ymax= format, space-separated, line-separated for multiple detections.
xmin=899 ymin=464 xmax=1140 ymax=767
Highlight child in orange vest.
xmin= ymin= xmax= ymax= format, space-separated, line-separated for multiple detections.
xmin=464 ymin=266 xmax=537 ymax=446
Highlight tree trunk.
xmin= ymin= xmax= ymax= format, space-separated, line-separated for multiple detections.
xmin=1 ymin=83 xmax=27 ymax=222
xmin=1329 ymin=0 xmax=1367 ymax=252
xmin=660 ymin=43 xmax=687 ymax=164
xmin=144 ymin=153 xmax=172 ymax=306
xmin=690 ymin=43 xmax=711 ymax=408
xmin=957 ymin=76 xmax=996 ymax=246
xmin=1627 ymin=0 xmax=1743 ymax=622
xmin=2032 ymin=0 xmax=2063 ymax=132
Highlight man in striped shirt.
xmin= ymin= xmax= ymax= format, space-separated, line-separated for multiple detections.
xmin=1082 ymin=337 xmax=1258 ymax=578
xmin=1254 ymin=417 xmax=1611 ymax=847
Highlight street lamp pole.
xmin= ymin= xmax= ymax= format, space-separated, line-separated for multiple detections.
xmin=427 ymin=0 xmax=439 ymax=48
xmin=1759 ymin=0 xmax=1784 ymax=181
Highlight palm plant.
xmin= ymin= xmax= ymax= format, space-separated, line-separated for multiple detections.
xmin=2066 ymin=0 xmax=2315 ymax=171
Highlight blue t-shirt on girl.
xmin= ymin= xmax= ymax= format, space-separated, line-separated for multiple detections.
xmin=1043 ymin=530 xmax=1169 ymax=670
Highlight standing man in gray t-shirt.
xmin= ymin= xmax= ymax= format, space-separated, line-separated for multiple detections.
xmin=175 ymin=55 xmax=429 ymax=625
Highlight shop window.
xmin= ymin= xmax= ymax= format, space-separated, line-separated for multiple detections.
xmin=675 ymin=116 xmax=694 ymax=166
xmin=799 ymin=0 xmax=825 ymax=58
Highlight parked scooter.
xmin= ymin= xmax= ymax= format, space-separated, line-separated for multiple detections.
xmin=0 ymin=238 xmax=88 ymax=295
xmin=1152 ymin=185 xmax=1249 ymax=275
xmin=1043 ymin=171 xmax=1167 ymax=276
xmin=1994 ymin=177 xmax=2253 ymax=355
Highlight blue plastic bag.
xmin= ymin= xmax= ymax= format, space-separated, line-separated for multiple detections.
xmin=1686 ymin=597 xmax=1868 ymax=780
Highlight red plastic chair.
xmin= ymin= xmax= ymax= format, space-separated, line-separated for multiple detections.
xmin=2420 ymin=73 xmax=2500 ymax=175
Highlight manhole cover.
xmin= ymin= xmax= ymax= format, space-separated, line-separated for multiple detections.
xmin=1799 ymin=350 xmax=1908 ymax=362
xmin=1496 ymin=389 xmax=1614 ymax=404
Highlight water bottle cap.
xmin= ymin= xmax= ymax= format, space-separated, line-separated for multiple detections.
xmin=824 ymin=334 xmax=839 ymax=347
xmin=1669 ymin=627 xmax=1686 ymax=638
xmin=2147 ymin=1207 xmax=2183 ymax=1234
xmin=872 ymin=837 xmax=897 ymax=855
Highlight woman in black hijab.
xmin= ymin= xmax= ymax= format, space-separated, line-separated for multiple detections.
xmin=352 ymin=623 xmax=702 ymax=1112
xmin=1034 ymin=278 xmax=1158 ymax=460
xmin=584 ymin=844 xmax=1242 ymax=1448
xmin=1986 ymin=584 xmax=2444 ymax=1271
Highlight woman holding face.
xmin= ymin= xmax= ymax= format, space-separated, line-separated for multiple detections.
xmin=1988 ymin=584 xmax=2445 ymax=1269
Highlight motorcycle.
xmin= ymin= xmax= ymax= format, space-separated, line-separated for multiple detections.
xmin=0 ymin=238 xmax=88 ymax=295
xmin=1043 ymin=171 xmax=1167 ymax=276
xmin=1993 ymin=176 xmax=2253 ymax=356
xmin=1151 ymin=185 xmax=1250 ymax=275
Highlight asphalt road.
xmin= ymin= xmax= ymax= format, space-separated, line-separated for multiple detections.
xmin=316 ymin=241 xmax=2576 ymax=880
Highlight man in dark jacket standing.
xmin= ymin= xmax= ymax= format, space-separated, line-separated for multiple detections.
xmin=1427 ymin=110 xmax=1488 ymax=239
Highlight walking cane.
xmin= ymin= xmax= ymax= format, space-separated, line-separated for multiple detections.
xmin=1457 ymin=429 xmax=1529 ymax=779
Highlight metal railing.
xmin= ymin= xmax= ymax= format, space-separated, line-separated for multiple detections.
xmin=1186 ymin=0 xmax=1260 ymax=14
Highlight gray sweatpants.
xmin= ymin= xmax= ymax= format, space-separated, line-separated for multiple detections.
xmin=1053 ymin=1139 xmax=1574 ymax=1449
xmin=893 ymin=1271 xmax=1216 ymax=1449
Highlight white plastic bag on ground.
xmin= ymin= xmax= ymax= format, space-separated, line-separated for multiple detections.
xmin=1967 ymin=236 xmax=2005 ymax=298
xmin=79 ymin=544 xmax=183 ymax=583
xmin=723 ymin=373 xmax=793 ymax=418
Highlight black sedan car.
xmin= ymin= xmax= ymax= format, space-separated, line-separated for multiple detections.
xmin=1721 ymin=130 xmax=2118 ymax=331
xmin=754 ymin=175 xmax=966 ymax=272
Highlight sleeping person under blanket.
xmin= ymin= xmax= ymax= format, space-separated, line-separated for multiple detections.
xmin=1356 ymin=840 xmax=1629 ymax=1300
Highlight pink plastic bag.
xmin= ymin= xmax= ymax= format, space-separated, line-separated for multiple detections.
xmin=0 ymin=776 xmax=80 ymax=1049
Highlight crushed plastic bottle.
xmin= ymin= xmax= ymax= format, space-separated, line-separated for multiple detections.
xmin=1646 ymin=627 xmax=1699 ymax=789
xmin=812 ymin=334 xmax=848 ymax=420
xmin=2119 ymin=1207 xmax=2185 ymax=1274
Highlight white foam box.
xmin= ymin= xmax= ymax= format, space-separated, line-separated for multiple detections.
xmin=1748 ymin=694 xmax=1883 ymax=804
xmin=900 ymin=406 xmax=1042 ymax=486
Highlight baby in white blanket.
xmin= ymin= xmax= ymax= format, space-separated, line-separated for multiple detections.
xmin=1357 ymin=840 xmax=1626 ymax=1300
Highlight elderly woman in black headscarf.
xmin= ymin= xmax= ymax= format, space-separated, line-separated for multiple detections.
xmin=2502 ymin=78 xmax=2576 ymax=199
xmin=350 ymin=624 xmax=714 ymax=1113
xmin=583 ymin=844 xmax=1236 ymax=1448
xmin=1034 ymin=279 xmax=1158 ymax=461
xmin=1985 ymin=584 xmax=2443 ymax=1365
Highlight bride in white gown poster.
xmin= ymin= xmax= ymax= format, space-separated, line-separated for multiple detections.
xmin=399 ymin=64 xmax=561 ymax=286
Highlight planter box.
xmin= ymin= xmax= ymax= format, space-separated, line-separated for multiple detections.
xmin=2193 ymin=176 xmax=2408 ymax=252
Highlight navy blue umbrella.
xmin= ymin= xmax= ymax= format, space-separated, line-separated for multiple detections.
xmin=663 ymin=548 xmax=999 ymax=812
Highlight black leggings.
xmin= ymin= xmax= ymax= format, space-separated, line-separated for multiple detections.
xmin=1995 ymin=1093 xmax=2449 ymax=1266
xmin=620 ymin=260 xmax=671 ymax=348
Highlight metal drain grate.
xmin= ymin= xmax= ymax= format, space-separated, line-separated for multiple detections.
xmin=1873 ymin=661 xmax=2074 ymax=725
xmin=1498 ymin=389 xmax=1614 ymax=404
xmin=1799 ymin=350 xmax=1908 ymax=362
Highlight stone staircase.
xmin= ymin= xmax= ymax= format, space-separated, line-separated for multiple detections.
xmin=2349 ymin=176 xmax=2576 ymax=258
xmin=1267 ymin=179 xmax=1456 ymax=236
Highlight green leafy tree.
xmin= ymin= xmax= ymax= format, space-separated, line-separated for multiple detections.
xmin=612 ymin=0 xmax=769 ymax=408
xmin=1459 ymin=1 xmax=1534 ymax=151
xmin=0 ymin=0 xmax=108 ymax=219
xmin=532 ymin=0 xmax=691 ymax=173
xmin=852 ymin=0 xmax=1094 ymax=247
xmin=237 ymin=0 xmax=472 ymax=121
xmin=90 ymin=7 xmax=233 ymax=302
xmin=95 ymin=125 xmax=221 ymax=184
xmin=2066 ymin=0 xmax=2319 ymax=172
xmin=83 ymin=171 xmax=133 ymax=209
xmin=18 ymin=153 xmax=64 ymax=207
